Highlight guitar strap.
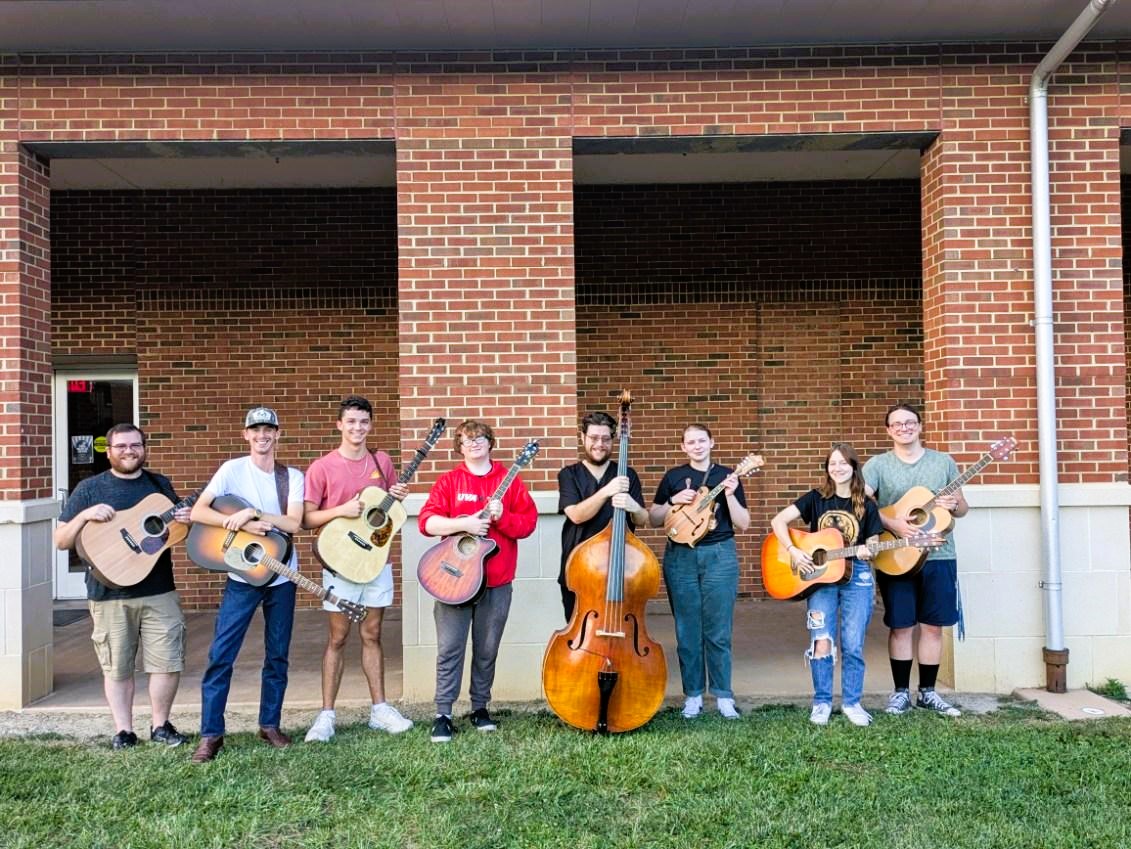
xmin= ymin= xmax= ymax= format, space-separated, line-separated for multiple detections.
xmin=273 ymin=464 xmax=292 ymax=539
xmin=370 ymin=450 xmax=391 ymax=489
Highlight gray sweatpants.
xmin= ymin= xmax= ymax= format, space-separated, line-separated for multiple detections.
xmin=433 ymin=583 xmax=513 ymax=715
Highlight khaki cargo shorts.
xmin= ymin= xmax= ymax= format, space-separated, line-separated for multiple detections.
xmin=88 ymin=591 xmax=186 ymax=680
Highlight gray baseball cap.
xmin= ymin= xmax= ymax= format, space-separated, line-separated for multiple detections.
xmin=244 ymin=406 xmax=279 ymax=428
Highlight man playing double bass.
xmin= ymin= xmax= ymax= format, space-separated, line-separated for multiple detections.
xmin=557 ymin=411 xmax=649 ymax=621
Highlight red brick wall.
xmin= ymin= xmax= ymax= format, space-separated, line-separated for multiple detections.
xmin=51 ymin=189 xmax=399 ymax=607
xmin=575 ymin=181 xmax=923 ymax=596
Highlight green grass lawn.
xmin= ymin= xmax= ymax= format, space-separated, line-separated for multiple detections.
xmin=2 ymin=703 xmax=1129 ymax=849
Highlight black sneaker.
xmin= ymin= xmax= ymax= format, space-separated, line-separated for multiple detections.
xmin=111 ymin=730 xmax=138 ymax=750
xmin=150 ymin=721 xmax=187 ymax=747
xmin=430 ymin=714 xmax=455 ymax=743
xmin=469 ymin=707 xmax=497 ymax=732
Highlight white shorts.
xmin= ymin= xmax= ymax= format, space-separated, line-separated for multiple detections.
xmin=321 ymin=565 xmax=394 ymax=612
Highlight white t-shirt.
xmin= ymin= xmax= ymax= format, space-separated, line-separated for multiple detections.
xmin=203 ymin=456 xmax=305 ymax=587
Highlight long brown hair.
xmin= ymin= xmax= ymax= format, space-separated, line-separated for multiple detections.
xmin=818 ymin=442 xmax=867 ymax=519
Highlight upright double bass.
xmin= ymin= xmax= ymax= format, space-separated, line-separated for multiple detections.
xmin=542 ymin=391 xmax=667 ymax=733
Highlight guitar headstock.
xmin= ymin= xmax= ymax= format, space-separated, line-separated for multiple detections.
xmin=336 ymin=598 xmax=368 ymax=624
xmin=617 ymin=389 xmax=633 ymax=438
xmin=908 ymin=533 xmax=946 ymax=550
xmin=423 ymin=417 xmax=447 ymax=449
xmin=515 ymin=440 xmax=540 ymax=468
xmin=988 ymin=436 xmax=1018 ymax=462
xmin=735 ymin=453 xmax=765 ymax=477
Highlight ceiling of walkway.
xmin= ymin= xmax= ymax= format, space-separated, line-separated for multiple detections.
xmin=4 ymin=0 xmax=1131 ymax=51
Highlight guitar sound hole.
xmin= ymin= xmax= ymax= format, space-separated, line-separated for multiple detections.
xmin=811 ymin=550 xmax=827 ymax=567
xmin=244 ymin=543 xmax=264 ymax=564
xmin=142 ymin=515 xmax=166 ymax=535
xmin=908 ymin=508 xmax=929 ymax=526
xmin=456 ymin=535 xmax=479 ymax=556
xmin=366 ymin=509 xmax=388 ymax=529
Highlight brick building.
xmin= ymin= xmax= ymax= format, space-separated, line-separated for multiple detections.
xmin=2 ymin=0 xmax=1130 ymax=706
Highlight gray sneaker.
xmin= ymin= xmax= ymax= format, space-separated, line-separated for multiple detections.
xmin=885 ymin=689 xmax=913 ymax=715
xmin=916 ymin=688 xmax=961 ymax=717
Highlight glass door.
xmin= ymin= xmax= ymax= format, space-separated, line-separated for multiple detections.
xmin=53 ymin=371 xmax=139 ymax=599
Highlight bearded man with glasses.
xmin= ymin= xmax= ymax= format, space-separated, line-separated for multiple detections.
xmin=863 ymin=404 xmax=968 ymax=718
xmin=53 ymin=423 xmax=192 ymax=750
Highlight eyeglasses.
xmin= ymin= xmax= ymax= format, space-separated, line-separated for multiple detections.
xmin=110 ymin=442 xmax=144 ymax=451
xmin=585 ymin=435 xmax=613 ymax=444
xmin=460 ymin=436 xmax=488 ymax=447
xmin=887 ymin=420 xmax=920 ymax=431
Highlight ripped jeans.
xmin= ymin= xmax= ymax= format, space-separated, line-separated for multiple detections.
xmin=806 ymin=560 xmax=874 ymax=707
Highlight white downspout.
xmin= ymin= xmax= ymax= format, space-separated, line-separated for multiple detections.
xmin=1029 ymin=0 xmax=1117 ymax=692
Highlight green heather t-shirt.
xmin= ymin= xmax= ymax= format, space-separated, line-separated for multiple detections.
xmin=862 ymin=448 xmax=960 ymax=561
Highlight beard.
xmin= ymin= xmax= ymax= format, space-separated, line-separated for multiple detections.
xmin=109 ymin=452 xmax=145 ymax=475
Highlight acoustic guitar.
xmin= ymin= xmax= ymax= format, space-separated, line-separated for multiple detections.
xmin=762 ymin=527 xmax=945 ymax=600
xmin=873 ymin=436 xmax=1017 ymax=577
xmin=664 ymin=453 xmax=765 ymax=546
xmin=417 ymin=440 xmax=539 ymax=605
xmin=221 ymin=545 xmax=367 ymax=624
xmin=314 ymin=417 xmax=446 ymax=583
xmin=78 ymin=490 xmax=200 ymax=588
xmin=185 ymin=494 xmax=294 ymax=587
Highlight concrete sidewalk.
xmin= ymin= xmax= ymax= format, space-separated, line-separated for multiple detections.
xmin=33 ymin=598 xmax=898 ymax=715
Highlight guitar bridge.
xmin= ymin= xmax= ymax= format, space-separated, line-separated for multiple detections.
xmin=440 ymin=561 xmax=464 ymax=577
xmin=119 ymin=529 xmax=141 ymax=553
xmin=595 ymin=629 xmax=625 ymax=638
xmin=347 ymin=531 xmax=373 ymax=551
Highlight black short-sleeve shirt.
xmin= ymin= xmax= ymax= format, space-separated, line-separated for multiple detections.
xmin=59 ymin=469 xmax=180 ymax=601
xmin=792 ymin=489 xmax=883 ymax=547
xmin=557 ymin=462 xmax=644 ymax=581
xmin=653 ymin=463 xmax=747 ymax=547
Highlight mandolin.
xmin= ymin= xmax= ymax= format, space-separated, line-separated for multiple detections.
xmin=874 ymin=436 xmax=1017 ymax=576
xmin=416 ymin=440 xmax=540 ymax=606
xmin=78 ymin=489 xmax=200 ymax=588
xmin=664 ymin=453 xmax=764 ymax=546
xmin=314 ymin=417 xmax=446 ymax=583
xmin=185 ymin=494 xmax=293 ymax=586
xmin=762 ymin=527 xmax=944 ymax=600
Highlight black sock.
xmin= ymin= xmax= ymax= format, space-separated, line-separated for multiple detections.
xmin=890 ymin=658 xmax=913 ymax=691
xmin=919 ymin=664 xmax=940 ymax=691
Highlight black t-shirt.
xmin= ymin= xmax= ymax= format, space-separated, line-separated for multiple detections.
xmin=792 ymin=489 xmax=884 ymax=547
xmin=59 ymin=469 xmax=180 ymax=601
xmin=653 ymin=463 xmax=747 ymax=547
xmin=557 ymin=462 xmax=644 ymax=581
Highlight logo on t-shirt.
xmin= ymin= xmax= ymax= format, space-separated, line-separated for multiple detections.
xmin=456 ymin=493 xmax=480 ymax=503
xmin=818 ymin=509 xmax=860 ymax=545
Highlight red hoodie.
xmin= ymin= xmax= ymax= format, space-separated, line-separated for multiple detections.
xmin=417 ymin=461 xmax=538 ymax=587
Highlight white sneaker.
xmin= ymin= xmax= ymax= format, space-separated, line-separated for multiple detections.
xmin=304 ymin=709 xmax=335 ymax=743
xmin=681 ymin=695 xmax=703 ymax=718
xmin=842 ymin=703 xmax=873 ymax=727
xmin=717 ymin=697 xmax=740 ymax=719
xmin=809 ymin=703 xmax=832 ymax=726
xmin=369 ymin=702 xmax=414 ymax=734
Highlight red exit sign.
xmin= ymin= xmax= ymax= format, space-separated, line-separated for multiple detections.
xmin=67 ymin=380 xmax=93 ymax=393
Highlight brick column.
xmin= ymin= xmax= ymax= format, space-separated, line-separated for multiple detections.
xmin=921 ymin=48 xmax=1129 ymax=692
xmin=394 ymin=58 xmax=578 ymax=702
xmin=0 ymin=124 xmax=57 ymax=706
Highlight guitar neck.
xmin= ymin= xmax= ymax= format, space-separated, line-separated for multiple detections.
xmin=159 ymin=491 xmax=200 ymax=524
xmin=934 ymin=452 xmax=994 ymax=500
xmin=258 ymin=553 xmax=335 ymax=604
xmin=824 ymin=537 xmax=920 ymax=561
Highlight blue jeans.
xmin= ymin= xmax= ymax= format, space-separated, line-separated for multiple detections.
xmin=663 ymin=537 xmax=739 ymax=699
xmin=200 ymin=578 xmax=296 ymax=737
xmin=806 ymin=560 xmax=874 ymax=706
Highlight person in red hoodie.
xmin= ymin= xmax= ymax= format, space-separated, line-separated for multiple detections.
xmin=418 ymin=419 xmax=538 ymax=742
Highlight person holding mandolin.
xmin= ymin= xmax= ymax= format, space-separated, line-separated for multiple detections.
xmin=770 ymin=444 xmax=883 ymax=727
xmin=556 ymin=410 xmax=649 ymax=621
xmin=189 ymin=406 xmax=305 ymax=763
xmin=53 ymin=423 xmax=192 ymax=751
xmin=649 ymin=423 xmax=750 ymax=720
xmin=418 ymin=420 xmax=538 ymax=743
xmin=302 ymin=396 xmax=413 ymax=743
xmin=863 ymin=403 xmax=967 ymax=718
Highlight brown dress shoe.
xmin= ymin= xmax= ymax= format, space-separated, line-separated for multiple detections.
xmin=257 ymin=727 xmax=292 ymax=748
xmin=191 ymin=735 xmax=224 ymax=763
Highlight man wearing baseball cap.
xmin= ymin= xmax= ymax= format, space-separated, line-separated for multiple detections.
xmin=189 ymin=406 xmax=305 ymax=763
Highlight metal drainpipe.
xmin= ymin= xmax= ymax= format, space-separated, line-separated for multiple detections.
xmin=1029 ymin=0 xmax=1117 ymax=692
